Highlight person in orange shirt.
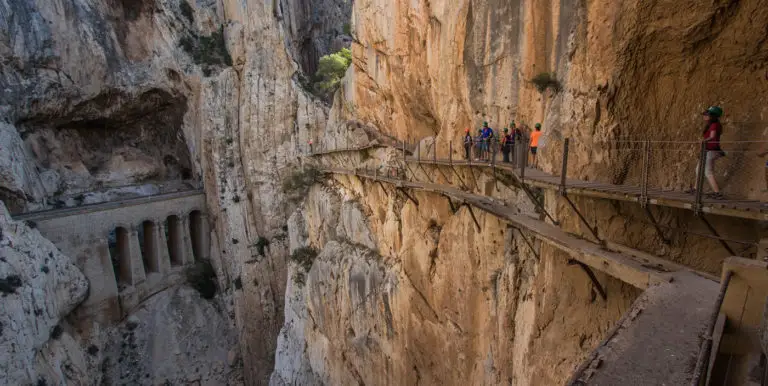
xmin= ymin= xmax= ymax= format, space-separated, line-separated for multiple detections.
xmin=529 ymin=123 xmax=542 ymax=167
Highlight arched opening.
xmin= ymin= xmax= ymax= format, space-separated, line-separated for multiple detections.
xmin=165 ymin=215 xmax=182 ymax=266
xmin=108 ymin=227 xmax=132 ymax=285
xmin=189 ymin=210 xmax=203 ymax=261
xmin=140 ymin=220 xmax=159 ymax=273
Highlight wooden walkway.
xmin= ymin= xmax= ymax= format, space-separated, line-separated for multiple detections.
xmin=409 ymin=158 xmax=768 ymax=221
xmin=307 ymin=144 xmax=388 ymax=157
xmin=325 ymin=167 xmax=703 ymax=289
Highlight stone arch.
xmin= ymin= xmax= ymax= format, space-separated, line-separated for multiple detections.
xmin=109 ymin=226 xmax=132 ymax=285
xmin=189 ymin=210 xmax=204 ymax=261
xmin=140 ymin=220 xmax=160 ymax=273
xmin=165 ymin=215 xmax=183 ymax=266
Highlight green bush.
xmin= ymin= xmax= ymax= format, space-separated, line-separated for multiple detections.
xmin=178 ymin=25 xmax=233 ymax=74
xmin=290 ymin=247 xmax=318 ymax=272
xmin=281 ymin=165 xmax=322 ymax=204
xmin=314 ymin=48 xmax=352 ymax=93
xmin=186 ymin=259 xmax=217 ymax=299
xmin=531 ymin=72 xmax=562 ymax=93
xmin=343 ymin=23 xmax=351 ymax=35
xmin=255 ymin=236 xmax=270 ymax=256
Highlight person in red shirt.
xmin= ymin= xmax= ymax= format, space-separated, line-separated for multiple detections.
xmin=693 ymin=106 xmax=725 ymax=199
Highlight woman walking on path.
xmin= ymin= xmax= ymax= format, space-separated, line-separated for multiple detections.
xmin=691 ymin=106 xmax=725 ymax=199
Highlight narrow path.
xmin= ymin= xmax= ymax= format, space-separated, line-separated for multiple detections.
xmin=410 ymin=158 xmax=768 ymax=221
xmin=325 ymin=167 xmax=697 ymax=289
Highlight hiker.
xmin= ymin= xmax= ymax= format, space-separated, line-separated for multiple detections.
xmin=481 ymin=122 xmax=493 ymax=161
xmin=691 ymin=106 xmax=725 ymax=199
xmin=529 ymin=123 xmax=542 ymax=167
xmin=463 ymin=128 xmax=473 ymax=160
xmin=502 ymin=128 xmax=513 ymax=163
xmin=474 ymin=129 xmax=483 ymax=161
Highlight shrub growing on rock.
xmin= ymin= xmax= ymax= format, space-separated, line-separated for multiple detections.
xmin=281 ymin=165 xmax=322 ymax=205
xmin=185 ymin=259 xmax=217 ymax=299
xmin=314 ymin=48 xmax=352 ymax=94
xmin=178 ymin=25 xmax=232 ymax=75
xmin=290 ymin=247 xmax=318 ymax=272
xmin=531 ymin=72 xmax=562 ymax=93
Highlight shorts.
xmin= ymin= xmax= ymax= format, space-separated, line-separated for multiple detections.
xmin=696 ymin=150 xmax=722 ymax=178
xmin=530 ymin=147 xmax=538 ymax=155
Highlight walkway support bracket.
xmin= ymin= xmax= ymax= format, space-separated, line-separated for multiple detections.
xmin=568 ymin=260 xmax=607 ymax=301
xmin=563 ymin=194 xmax=603 ymax=246
xmin=700 ymin=215 xmax=736 ymax=256
xmin=643 ymin=206 xmax=670 ymax=245
xmin=397 ymin=187 xmax=420 ymax=207
xmin=514 ymin=227 xmax=540 ymax=260
xmin=463 ymin=204 xmax=482 ymax=232
xmin=560 ymin=138 xmax=570 ymax=196
xmin=445 ymin=195 xmax=457 ymax=214
xmin=436 ymin=165 xmax=452 ymax=184
xmin=449 ymin=166 xmax=469 ymax=191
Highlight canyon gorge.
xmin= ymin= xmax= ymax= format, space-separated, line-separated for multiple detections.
xmin=1 ymin=0 xmax=767 ymax=385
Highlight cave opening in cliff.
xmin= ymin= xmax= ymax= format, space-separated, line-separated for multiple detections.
xmin=165 ymin=215 xmax=183 ymax=266
xmin=17 ymin=88 xmax=194 ymax=205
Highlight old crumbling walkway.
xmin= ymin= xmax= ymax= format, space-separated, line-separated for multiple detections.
xmin=324 ymin=167 xmax=695 ymax=289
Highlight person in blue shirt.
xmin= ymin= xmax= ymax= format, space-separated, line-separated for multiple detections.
xmin=481 ymin=122 xmax=494 ymax=161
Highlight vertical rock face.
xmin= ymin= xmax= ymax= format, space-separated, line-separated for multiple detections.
xmin=347 ymin=0 xmax=768 ymax=198
xmin=272 ymin=181 xmax=641 ymax=385
xmin=0 ymin=201 xmax=89 ymax=384
xmin=1 ymin=0 xmax=350 ymax=384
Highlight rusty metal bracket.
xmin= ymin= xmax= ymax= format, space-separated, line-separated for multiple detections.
xmin=444 ymin=195 xmax=457 ymax=214
xmin=435 ymin=165 xmax=451 ymax=184
xmin=404 ymin=162 xmax=419 ymax=182
xmin=397 ymin=187 xmax=419 ymax=207
xmin=563 ymin=194 xmax=603 ymax=245
xmin=514 ymin=227 xmax=540 ymax=260
xmin=643 ymin=206 xmax=670 ymax=245
xmin=568 ymin=260 xmax=607 ymax=301
xmin=462 ymin=203 xmax=482 ymax=232
xmin=418 ymin=163 xmax=434 ymax=183
xmin=377 ymin=180 xmax=390 ymax=195
xmin=699 ymin=215 xmax=737 ymax=256
xmin=449 ymin=166 xmax=469 ymax=191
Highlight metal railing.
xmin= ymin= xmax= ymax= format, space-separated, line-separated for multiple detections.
xmin=403 ymin=135 xmax=768 ymax=213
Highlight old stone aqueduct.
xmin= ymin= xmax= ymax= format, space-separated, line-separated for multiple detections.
xmin=14 ymin=190 xmax=210 ymax=323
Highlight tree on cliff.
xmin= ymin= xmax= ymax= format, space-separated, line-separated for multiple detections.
xmin=314 ymin=48 xmax=352 ymax=95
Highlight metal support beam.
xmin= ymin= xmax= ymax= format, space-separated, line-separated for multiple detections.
xmin=445 ymin=195 xmax=457 ymax=214
xmin=640 ymin=140 xmax=650 ymax=208
xmin=643 ymin=206 xmax=670 ymax=245
xmin=436 ymin=165 xmax=452 ymax=184
xmin=418 ymin=163 xmax=434 ymax=183
xmin=515 ymin=227 xmax=540 ymax=260
xmin=377 ymin=181 xmax=390 ymax=195
xmin=397 ymin=187 xmax=419 ymax=207
xmin=700 ymin=215 xmax=737 ymax=256
xmin=563 ymin=194 xmax=603 ymax=245
xmin=449 ymin=166 xmax=469 ymax=191
xmin=463 ymin=204 xmax=482 ymax=232
xmin=568 ymin=260 xmax=607 ymax=301
xmin=560 ymin=138 xmax=570 ymax=196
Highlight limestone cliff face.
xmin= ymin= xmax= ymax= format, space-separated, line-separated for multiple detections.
xmin=347 ymin=0 xmax=768 ymax=196
xmin=272 ymin=178 xmax=640 ymax=385
xmin=1 ymin=0 xmax=351 ymax=384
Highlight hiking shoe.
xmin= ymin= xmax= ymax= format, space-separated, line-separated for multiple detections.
xmin=706 ymin=192 xmax=725 ymax=200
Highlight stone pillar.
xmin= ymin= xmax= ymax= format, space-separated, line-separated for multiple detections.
xmin=119 ymin=227 xmax=146 ymax=286
xmin=180 ymin=215 xmax=196 ymax=265
xmin=199 ymin=213 xmax=211 ymax=260
xmin=151 ymin=221 xmax=172 ymax=274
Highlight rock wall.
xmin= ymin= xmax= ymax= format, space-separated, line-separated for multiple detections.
xmin=1 ymin=0 xmax=352 ymax=384
xmin=0 ymin=201 xmax=89 ymax=384
xmin=346 ymin=0 xmax=768 ymax=198
xmin=272 ymin=178 xmax=640 ymax=385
